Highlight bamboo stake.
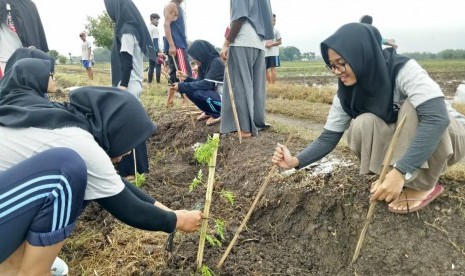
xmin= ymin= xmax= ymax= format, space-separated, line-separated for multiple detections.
xmin=351 ymin=114 xmax=407 ymax=264
xmin=217 ymin=133 xmax=293 ymax=269
xmin=196 ymin=133 xmax=220 ymax=271
xmin=171 ymin=54 xmax=195 ymax=128
xmin=224 ymin=61 xmax=242 ymax=144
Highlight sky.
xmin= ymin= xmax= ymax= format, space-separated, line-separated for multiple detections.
xmin=33 ymin=0 xmax=465 ymax=57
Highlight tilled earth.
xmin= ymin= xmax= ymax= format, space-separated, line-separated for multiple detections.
xmin=61 ymin=73 xmax=465 ymax=275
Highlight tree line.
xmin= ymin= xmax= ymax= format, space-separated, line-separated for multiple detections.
xmin=47 ymin=12 xmax=465 ymax=63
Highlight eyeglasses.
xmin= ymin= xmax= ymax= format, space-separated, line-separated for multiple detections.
xmin=325 ymin=62 xmax=347 ymax=73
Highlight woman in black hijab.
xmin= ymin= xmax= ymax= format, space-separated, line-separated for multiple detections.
xmin=104 ymin=0 xmax=156 ymax=179
xmin=272 ymin=23 xmax=465 ymax=214
xmin=168 ymin=39 xmax=224 ymax=126
xmin=0 ymin=58 xmax=203 ymax=273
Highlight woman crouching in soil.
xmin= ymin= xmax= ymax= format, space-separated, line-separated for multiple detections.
xmin=0 ymin=58 xmax=202 ymax=274
xmin=167 ymin=39 xmax=224 ymax=126
xmin=272 ymin=23 xmax=465 ymax=214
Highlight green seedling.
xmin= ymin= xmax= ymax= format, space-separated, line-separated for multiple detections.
xmin=189 ymin=169 xmax=203 ymax=192
xmin=205 ymin=235 xmax=221 ymax=247
xmin=201 ymin=264 xmax=215 ymax=276
xmin=214 ymin=219 xmax=225 ymax=241
xmin=130 ymin=172 xmax=146 ymax=188
xmin=220 ymin=189 xmax=235 ymax=205
xmin=194 ymin=135 xmax=219 ymax=165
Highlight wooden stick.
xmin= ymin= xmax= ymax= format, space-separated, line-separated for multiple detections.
xmin=197 ymin=133 xmax=220 ymax=271
xmin=171 ymin=54 xmax=196 ymax=128
xmin=351 ymin=114 xmax=407 ymax=264
xmin=224 ymin=61 xmax=242 ymax=144
xmin=217 ymin=133 xmax=293 ymax=269
xmin=133 ymin=149 xmax=138 ymax=187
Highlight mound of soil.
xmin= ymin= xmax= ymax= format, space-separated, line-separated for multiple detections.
xmin=98 ymin=110 xmax=465 ymax=275
xmin=60 ymin=69 xmax=465 ymax=275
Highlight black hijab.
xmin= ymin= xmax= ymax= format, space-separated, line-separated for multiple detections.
xmin=0 ymin=61 xmax=156 ymax=157
xmin=67 ymin=87 xmax=156 ymax=157
xmin=0 ymin=58 xmax=52 ymax=99
xmin=3 ymin=48 xmax=54 ymax=74
xmin=320 ymin=23 xmax=409 ymax=123
xmin=0 ymin=0 xmax=48 ymax=52
xmin=187 ymin=40 xmax=224 ymax=81
xmin=104 ymin=0 xmax=156 ymax=87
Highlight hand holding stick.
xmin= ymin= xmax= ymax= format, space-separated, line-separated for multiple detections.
xmin=351 ymin=114 xmax=407 ymax=264
xmin=217 ymin=133 xmax=293 ymax=269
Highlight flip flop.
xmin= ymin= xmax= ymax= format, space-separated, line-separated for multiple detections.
xmin=388 ymin=183 xmax=444 ymax=214
xmin=206 ymin=117 xmax=221 ymax=126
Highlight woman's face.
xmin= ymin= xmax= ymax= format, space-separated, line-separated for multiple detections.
xmin=193 ymin=59 xmax=201 ymax=67
xmin=327 ymin=48 xmax=357 ymax=86
xmin=47 ymin=74 xmax=57 ymax=93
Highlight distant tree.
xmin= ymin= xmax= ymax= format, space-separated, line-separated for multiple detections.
xmin=48 ymin=50 xmax=59 ymax=60
xmin=302 ymin=52 xmax=315 ymax=60
xmin=85 ymin=12 xmax=114 ymax=50
xmin=58 ymin=55 xmax=68 ymax=64
xmin=438 ymin=49 xmax=465 ymax=59
xmin=93 ymin=47 xmax=111 ymax=62
xmin=280 ymin=46 xmax=301 ymax=61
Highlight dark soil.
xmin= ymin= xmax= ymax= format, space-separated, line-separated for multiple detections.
xmin=65 ymin=74 xmax=465 ymax=275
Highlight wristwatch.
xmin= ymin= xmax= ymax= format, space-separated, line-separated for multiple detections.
xmin=393 ymin=163 xmax=413 ymax=181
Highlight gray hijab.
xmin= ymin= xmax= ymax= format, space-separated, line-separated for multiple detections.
xmin=230 ymin=0 xmax=274 ymax=40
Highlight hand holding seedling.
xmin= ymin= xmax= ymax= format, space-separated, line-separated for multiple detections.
xmin=272 ymin=143 xmax=299 ymax=169
xmin=174 ymin=210 xmax=204 ymax=232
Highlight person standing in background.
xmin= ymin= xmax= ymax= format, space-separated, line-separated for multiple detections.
xmin=147 ymin=13 xmax=162 ymax=84
xmin=265 ymin=13 xmax=282 ymax=84
xmin=0 ymin=0 xmax=48 ymax=78
xmin=163 ymin=0 xmax=191 ymax=84
xmin=359 ymin=15 xmax=398 ymax=49
xmin=220 ymin=0 xmax=274 ymax=138
xmin=79 ymin=32 xmax=94 ymax=80
xmin=104 ymin=0 xmax=158 ymax=181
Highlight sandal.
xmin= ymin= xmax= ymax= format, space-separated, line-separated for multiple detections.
xmin=388 ymin=184 xmax=444 ymax=214
xmin=206 ymin=117 xmax=221 ymax=126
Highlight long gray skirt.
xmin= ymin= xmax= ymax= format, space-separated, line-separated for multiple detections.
xmin=220 ymin=46 xmax=267 ymax=136
xmin=347 ymin=100 xmax=465 ymax=190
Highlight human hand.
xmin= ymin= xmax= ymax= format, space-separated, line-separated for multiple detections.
xmin=220 ymin=41 xmax=229 ymax=61
xmin=271 ymin=143 xmax=299 ymax=169
xmin=369 ymin=169 xmax=404 ymax=202
xmin=169 ymin=45 xmax=176 ymax=56
xmin=174 ymin=210 xmax=203 ymax=232
xmin=176 ymin=70 xmax=187 ymax=81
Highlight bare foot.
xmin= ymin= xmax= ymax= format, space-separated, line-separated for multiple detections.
xmin=196 ymin=112 xmax=211 ymax=121
xmin=166 ymin=88 xmax=175 ymax=108
xmin=206 ymin=116 xmax=221 ymax=126
xmin=388 ymin=186 xmax=436 ymax=212
xmin=233 ymin=131 xmax=252 ymax=138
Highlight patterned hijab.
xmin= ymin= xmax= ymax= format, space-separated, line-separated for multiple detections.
xmin=320 ymin=23 xmax=409 ymax=123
